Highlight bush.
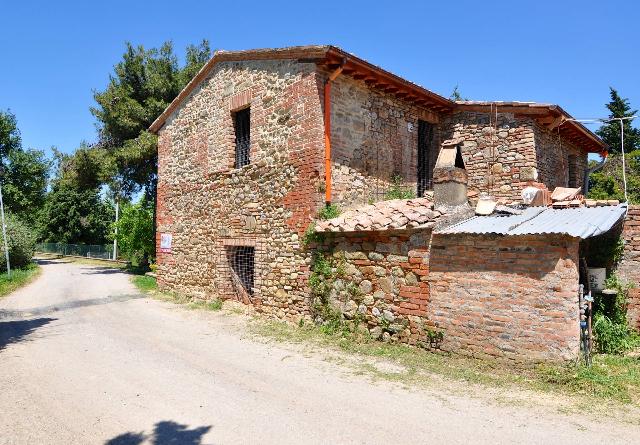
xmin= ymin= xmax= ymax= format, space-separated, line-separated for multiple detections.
xmin=0 ymin=213 xmax=36 ymax=270
xmin=384 ymin=174 xmax=415 ymax=200
xmin=592 ymin=274 xmax=640 ymax=354
xmin=318 ymin=204 xmax=340 ymax=220
xmin=112 ymin=197 xmax=154 ymax=265
xmin=593 ymin=313 xmax=638 ymax=354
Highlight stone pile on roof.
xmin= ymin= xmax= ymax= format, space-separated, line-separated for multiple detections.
xmin=315 ymin=198 xmax=442 ymax=232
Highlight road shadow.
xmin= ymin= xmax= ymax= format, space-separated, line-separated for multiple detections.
xmin=81 ymin=267 xmax=126 ymax=275
xmin=34 ymin=258 xmax=71 ymax=265
xmin=0 ymin=317 xmax=56 ymax=351
xmin=0 ymin=294 xmax=145 ymax=319
xmin=105 ymin=421 xmax=212 ymax=445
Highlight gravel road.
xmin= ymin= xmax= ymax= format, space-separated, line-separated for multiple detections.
xmin=0 ymin=259 xmax=637 ymax=444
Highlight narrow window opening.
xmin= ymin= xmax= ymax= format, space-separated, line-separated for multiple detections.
xmin=234 ymin=107 xmax=251 ymax=168
xmin=417 ymin=120 xmax=435 ymax=197
xmin=228 ymin=246 xmax=255 ymax=296
xmin=568 ymin=154 xmax=577 ymax=188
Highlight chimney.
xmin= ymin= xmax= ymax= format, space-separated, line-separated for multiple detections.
xmin=432 ymin=139 xmax=468 ymax=209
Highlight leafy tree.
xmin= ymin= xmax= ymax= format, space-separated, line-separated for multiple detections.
xmin=91 ymin=40 xmax=210 ymax=199
xmin=596 ymin=88 xmax=640 ymax=154
xmin=0 ymin=110 xmax=50 ymax=219
xmin=2 ymin=148 xmax=50 ymax=218
xmin=0 ymin=213 xmax=37 ymax=270
xmin=449 ymin=85 xmax=468 ymax=101
xmin=39 ymin=183 xmax=114 ymax=244
xmin=112 ymin=197 xmax=154 ymax=265
xmin=0 ymin=110 xmax=22 ymax=157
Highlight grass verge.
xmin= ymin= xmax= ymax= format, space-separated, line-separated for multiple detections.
xmin=132 ymin=275 xmax=157 ymax=293
xmin=0 ymin=263 xmax=41 ymax=299
xmin=252 ymin=319 xmax=640 ymax=407
xmin=130 ymin=275 xmax=223 ymax=312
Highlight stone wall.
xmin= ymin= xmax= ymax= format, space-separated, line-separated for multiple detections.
xmin=324 ymin=230 xmax=432 ymax=344
xmin=156 ymin=58 xmax=326 ymax=321
xmin=441 ymin=111 xmax=588 ymax=203
xmin=325 ymin=71 xmax=441 ymax=208
xmin=325 ymin=230 xmax=581 ymax=362
xmin=532 ymin=121 xmax=587 ymax=191
xmin=619 ymin=205 xmax=640 ymax=331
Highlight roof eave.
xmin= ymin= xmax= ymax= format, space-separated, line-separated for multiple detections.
xmin=455 ymin=101 xmax=607 ymax=154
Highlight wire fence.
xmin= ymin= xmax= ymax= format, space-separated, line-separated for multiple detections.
xmin=36 ymin=243 xmax=114 ymax=260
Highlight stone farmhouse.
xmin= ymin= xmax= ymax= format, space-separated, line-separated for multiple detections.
xmin=150 ymin=45 xmax=636 ymax=362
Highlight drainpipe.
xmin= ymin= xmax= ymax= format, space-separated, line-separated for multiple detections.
xmin=323 ymin=60 xmax=346 ymax=206
xmin=583 ymin=151 xmax=608 ymax=197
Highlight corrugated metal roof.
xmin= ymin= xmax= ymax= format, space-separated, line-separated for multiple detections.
xmin=437 ymin=204 xmax=627 ymax=238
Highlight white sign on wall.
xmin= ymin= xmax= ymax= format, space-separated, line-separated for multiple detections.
xmin=160 ymin=233 xmax=172 ymax=253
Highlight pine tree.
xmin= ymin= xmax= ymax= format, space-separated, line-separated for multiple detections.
xmin=595 ymin=88 xmax=640 ymax=153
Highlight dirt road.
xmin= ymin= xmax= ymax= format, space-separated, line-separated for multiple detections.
xmin=0 ymin=259 xmax=637 ymax=444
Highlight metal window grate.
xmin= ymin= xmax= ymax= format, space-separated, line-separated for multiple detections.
xmin=568 ymin=154 xmax=577 ymax=188
xmin=417 ymin=120 xmax=435 ymax=197
xmin=227 ymin=245 xmax=255 ymax=296
xmin=234 ymin=107 xmax=251 ymax=168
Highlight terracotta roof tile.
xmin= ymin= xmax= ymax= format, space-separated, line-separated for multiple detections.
xmin=315 ymin=198 xmax=440 ymax=232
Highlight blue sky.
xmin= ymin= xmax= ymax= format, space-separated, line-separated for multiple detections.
xmin=1 ymin=0 xmax=638 ymax=157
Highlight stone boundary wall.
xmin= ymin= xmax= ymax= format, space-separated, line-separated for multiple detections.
xmin=619 ymin=205 xmax=640 ymax=331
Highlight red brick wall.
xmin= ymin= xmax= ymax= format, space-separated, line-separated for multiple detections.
xmin=429 ymin=234 xmax=580 ymax=362
xmin=327 ymin=230 xmax=581 ymax=362
xmin=619 ymin=205 xmax=640 ymax=331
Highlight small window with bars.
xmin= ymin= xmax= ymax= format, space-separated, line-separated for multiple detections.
xmin=234 ymin=107 xmax=251 ymax=168
xmin=228 ymin=246 xmax=255 ymax=296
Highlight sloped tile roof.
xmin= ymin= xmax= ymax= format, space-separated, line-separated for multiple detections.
xmin=315 ymin=198 xmax=442 ymax=232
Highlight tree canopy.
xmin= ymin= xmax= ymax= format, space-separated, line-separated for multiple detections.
xmin=596 ymin=88 xmax=640 ymax=154
xmin=0 ymin=110 xmax=50 ymax=220
xmin=589 ymin=88 xmax=640 ymax=204
xmin=90 ymin=40 xmax=210 ymax=199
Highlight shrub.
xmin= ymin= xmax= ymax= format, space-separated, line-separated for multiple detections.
xmin=384 ymin=174 xmax=415 ymax=200
xmin=318 ymin=204 xmax=340 ymax=220
xmin=0 ymin=214 xmax=36 ymax=270
xmin=592 ymin=274 xmax=640 ymax=354
xmin=112 ymin=197 xmax=154 ymax=265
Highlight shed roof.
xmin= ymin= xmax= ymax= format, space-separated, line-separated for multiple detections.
xmin=436 ymin=204 xmax=627 ymax=238
xmin=315 ymin=198 xmax=443 ymax=232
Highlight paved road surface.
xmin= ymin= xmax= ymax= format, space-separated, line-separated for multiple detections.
xmin=0 ymin=259 xmax=637 ymax=444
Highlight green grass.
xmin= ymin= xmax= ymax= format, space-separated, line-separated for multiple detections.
xmin=131 ymin=274 xmax=223 ymax=312
xmin=188 ymin=299 xmax=223 ymax=311
xmin=252 ymin=319 xmax=640 ymax=406
xmin=0 ymin=263 xmax=41 ymax=298
xmin=132 ymin=275 xmax=158 ymax=293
